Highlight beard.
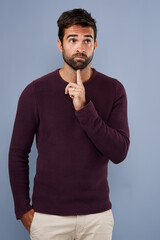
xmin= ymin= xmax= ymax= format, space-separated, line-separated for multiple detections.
xmin=62 ymin=51 xmax=94 ymax=70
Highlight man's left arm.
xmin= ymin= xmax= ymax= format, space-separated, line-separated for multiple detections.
xmin=75 ymin=82 xmax=130 ymax=164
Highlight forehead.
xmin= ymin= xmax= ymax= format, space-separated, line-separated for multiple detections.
xmin=64 ymin=25 xmax=94 ymax=38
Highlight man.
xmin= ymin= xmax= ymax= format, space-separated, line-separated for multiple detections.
xmin=9 ymin=8 xmax=130 ymax=240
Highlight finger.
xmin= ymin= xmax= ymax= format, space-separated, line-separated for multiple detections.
xmin=65 ymin=83 xmax=78 ymax=94
xmin=77 ymin=70 xmax=83 ymax=86
xmin=68 ymin=90 xmax=81 ymax=100
xmin=65 ymin=86 xmax=76 ymax=94
xmin=68 ymin=90 xmax=81 ymax=96
xmin=65 ymin=85 xmax=81 ymax=94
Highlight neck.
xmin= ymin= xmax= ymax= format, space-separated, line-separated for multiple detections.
xmin=59 ymin=63 xmax=93 ymax=83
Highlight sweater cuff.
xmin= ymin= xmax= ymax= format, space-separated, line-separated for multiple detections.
xmin=75 ymin=100 xmax=98 ymax=123
xmin=16 ymin=205 xmax=33 ymax=220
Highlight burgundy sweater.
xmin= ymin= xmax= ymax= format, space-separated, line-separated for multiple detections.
xmin=9 ymin=68 xmax=130 ymax=219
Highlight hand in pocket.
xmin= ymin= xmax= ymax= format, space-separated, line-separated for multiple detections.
xmin=20 ymin=209 xmax=35 ymax=233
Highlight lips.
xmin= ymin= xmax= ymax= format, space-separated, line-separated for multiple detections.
xmin=73 ymin=55 xmax=87 ymax=60
xmin=75 ymin=56 xmax=85 ymax=59
xmin=73 ymin=54 xmax=87 ymax=58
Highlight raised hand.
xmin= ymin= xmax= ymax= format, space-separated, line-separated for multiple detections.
xmin=65 ymin=70 xmax=86 ymax=111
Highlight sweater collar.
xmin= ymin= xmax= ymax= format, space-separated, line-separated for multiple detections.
xmin=55 ymin=68 xmax=97 ymax=86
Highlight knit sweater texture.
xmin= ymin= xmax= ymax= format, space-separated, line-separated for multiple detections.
xmin=9 ymin=68 xmax=130 ymax=219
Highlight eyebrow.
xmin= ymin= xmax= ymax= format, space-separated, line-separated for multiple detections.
xmin=66 ymin=34 xmax=93 ymax=39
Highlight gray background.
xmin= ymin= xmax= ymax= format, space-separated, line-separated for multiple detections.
xmin=1 ymin=0 xmax=160 ymax=239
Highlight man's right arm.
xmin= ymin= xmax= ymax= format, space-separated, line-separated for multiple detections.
xmin=8 ymin=82 xmax=39 ymax=220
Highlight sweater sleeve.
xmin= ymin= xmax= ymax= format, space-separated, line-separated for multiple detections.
xmin=75 ymin=81 xmax=130 ymax=164
xmin=8 ymin=82 xmax=39 ymax=219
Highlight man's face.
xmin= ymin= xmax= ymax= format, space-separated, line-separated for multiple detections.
xmin=57 ymin=25 xmax=97 ymax=70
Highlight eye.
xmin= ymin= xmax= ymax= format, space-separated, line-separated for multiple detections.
xmin=69 ymin=38 xmax=76 ymax=43
xmin=84 ymin=39 xmax=91 ymax=44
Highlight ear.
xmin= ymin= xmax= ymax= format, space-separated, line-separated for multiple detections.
xmin=57 ymin=40 xmax=63 ymax=52
xmin=94 ymin=41 xmax=98 ymax=51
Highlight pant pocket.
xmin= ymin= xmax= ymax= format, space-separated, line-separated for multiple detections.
xmin=30 ymin=212 xmax=37 ymax=235
xmin=105 ymin=209 xmax=114 ymax=229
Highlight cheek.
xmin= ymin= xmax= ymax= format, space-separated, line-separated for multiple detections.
xmin=87 ymin=45 xmax=95 ymax=54
xmin=87 ymin=42 xmax=92 ymax=48
xmin=65 ymin=44 xmax=77 ymax=53
xmin=86 ymin=42 xmax=95 ymax=51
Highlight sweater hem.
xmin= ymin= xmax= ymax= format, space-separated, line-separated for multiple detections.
xmin=32 ymin=204 xmax=112 ymax=216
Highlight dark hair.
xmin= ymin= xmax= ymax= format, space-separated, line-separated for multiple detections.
xmin=57 ymin=8 xmax=97 ymax=43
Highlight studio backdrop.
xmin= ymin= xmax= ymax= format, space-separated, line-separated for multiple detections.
xmin=0 ymin=0 xmax=160 ymax=239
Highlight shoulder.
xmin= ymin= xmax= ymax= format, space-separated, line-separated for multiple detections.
xmin=20 ymin=69 xmax=58 ymax=97
xmin=94 ymin=69 xmax=126 ymax=94
xmin=95 ymin=70 xmax=123 ymax=86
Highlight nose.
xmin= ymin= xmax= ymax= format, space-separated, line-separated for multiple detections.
xmin=76 ymin=42 xmax=85 ymax=53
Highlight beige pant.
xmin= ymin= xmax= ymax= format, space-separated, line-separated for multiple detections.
xmin=30 ymin=209 xmax=114 ymax=240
